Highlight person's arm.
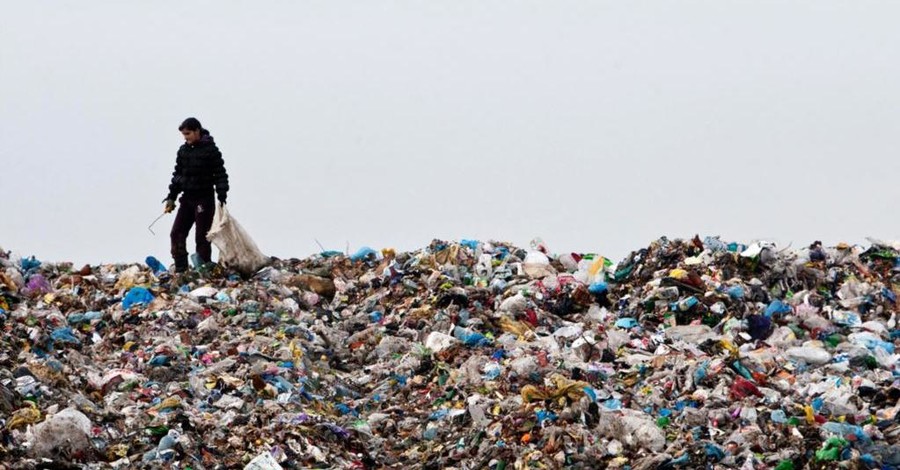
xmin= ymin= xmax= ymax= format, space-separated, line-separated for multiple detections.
xmin=212 ymin=149 xmax=229 ymax=203
xmin=166 ymin=154 xmax=183 ymax=202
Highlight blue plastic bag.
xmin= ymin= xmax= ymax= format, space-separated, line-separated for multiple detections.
xmin=20 ymin=256 xmax=41 ymax=272
xmin=350 ymin=247 xmax=378 ymax=262
xmin=747 ymin=315 xmax=772 ymax=340
xmin=51 ymin=327 xmax=81 ymax=346
xmin=145 ymin=256 xmax=167 ymax=274
xmin=588 ymin=282 xmax=609 ymax=296
xmin=123 ymin=287 xmax=155 ymax=310
xmin=602 ymin=398 xmax=622 ymax=410
xmin=765 ymin=300 xmax=792 ymax=317
xmin=727 ymin=285 xmax=745 ymax=299
xmin=883 ymin=287 xmax=897 ymax=304
xmin=460 ymin=239 xmax=480 ymax=250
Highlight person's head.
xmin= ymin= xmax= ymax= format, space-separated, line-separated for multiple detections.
xmin=179 ymin=117 xmax=204 ymax=144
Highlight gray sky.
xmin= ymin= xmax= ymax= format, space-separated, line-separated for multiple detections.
xmin=3 ymin=1 xmax=899 ymax=266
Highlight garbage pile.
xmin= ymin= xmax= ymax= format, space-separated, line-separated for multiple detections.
xmin=1 ymin=236 xmax=900 ymax=469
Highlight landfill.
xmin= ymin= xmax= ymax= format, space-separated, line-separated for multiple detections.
xmin=1 ymin=236 xmax=900 ymax=469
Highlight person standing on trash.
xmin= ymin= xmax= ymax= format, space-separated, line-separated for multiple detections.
xmin=162 ymin=117 xmax=229 ymax=273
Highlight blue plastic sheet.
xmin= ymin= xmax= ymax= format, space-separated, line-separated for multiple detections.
xmin=51 ymin=327 xmax=81 ymax=346
xmin=149 ymin=355 xmax=170 ymax=366
xmin=350 ymin=247 xmax=377 ymax=262
xmin=453 ymin=327 xmax=492 ymax=347
xmin=671 ymin=296 xmax=699 ymax=312
xmin=20 ymin=256 xmax=41 ymax=272
xmin=429 ymin=409 xmax=449 ymax=420
xmin=602 ymin=398 xmax=622 ymax=410
xmin=770 ymin=409 xmax=787 ymax=423
xmin=693 ymin=361 xmax=709 ymax=384
xmin=765 ymin=300 xmax=792 ymax=317
xmin=535 ymin=409 xmax=558 ymax=424
xmin=704 ymin=443 xmax=725 ymax=461
xmin=588 ymin=282 xmax=608 ymax=295
xmin=703 ymin=237 xmax=728 ymax=252
xmin=122 ymin=287 xmax=155 ymax=310
xmin=460 ymin=239 xmax=480 ymax=250
xmin=821 ymin=422 xmax=870 ymax=443
xmin=145 ymin=256 xmax=167 ymax=274
xmin=883 ymin=287 xmax=897 ymax=304
xmin=483 ymin=363 xmax=501 ymax=380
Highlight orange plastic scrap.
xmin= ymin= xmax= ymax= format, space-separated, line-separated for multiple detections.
xmin=775 ymin=370 xmax=796 ymax=385
xmin=588 ymin=257 xmax=607 ymax=277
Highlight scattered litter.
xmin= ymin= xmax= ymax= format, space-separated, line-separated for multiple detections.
xmin=1 ymin=236 xmax=899 ymax=468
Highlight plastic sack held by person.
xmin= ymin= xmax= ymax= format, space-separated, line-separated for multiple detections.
xmin=206 ymin=203 xmax=269 ymax=275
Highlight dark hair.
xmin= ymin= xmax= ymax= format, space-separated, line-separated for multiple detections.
xmin=179 ymin=117 xmax=203 ymax=132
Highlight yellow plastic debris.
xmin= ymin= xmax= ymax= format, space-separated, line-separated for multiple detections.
xmin=7 ymin=405 xmax=41 ymax=430
xmin=499 ymin=316 xmax=532 ymax=337
xmin=669 ymin=268 xmax=689 ymax=280
xmin=521 ymin=375 xmax=589 ymax=403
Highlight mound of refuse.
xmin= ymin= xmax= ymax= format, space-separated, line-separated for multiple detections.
xmin=1 ymin=236 xmax=900 ymax=469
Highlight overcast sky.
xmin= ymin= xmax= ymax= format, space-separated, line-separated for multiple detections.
xmin=3 ymin=1 xmax=899 ymax=266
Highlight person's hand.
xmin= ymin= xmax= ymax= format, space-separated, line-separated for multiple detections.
xmin=164 ymin=199 xmax=176 ymax=214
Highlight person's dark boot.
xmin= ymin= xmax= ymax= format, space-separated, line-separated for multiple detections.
xmin=174 ymin=256 xmax=189 ymax=274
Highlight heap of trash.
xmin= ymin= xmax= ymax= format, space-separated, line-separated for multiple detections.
xmin=2 ymin=236 xmax=900 ymax=469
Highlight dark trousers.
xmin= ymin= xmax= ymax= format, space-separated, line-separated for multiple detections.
xmin=170 ymin=193 xmax=216 ymax=270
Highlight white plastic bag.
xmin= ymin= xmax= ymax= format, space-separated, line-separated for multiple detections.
xmin=206 ymin=204 xmax=268 ymax=274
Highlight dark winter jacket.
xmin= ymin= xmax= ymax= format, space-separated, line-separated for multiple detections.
xmin=165 ymin=131 xmax=229 ymax=203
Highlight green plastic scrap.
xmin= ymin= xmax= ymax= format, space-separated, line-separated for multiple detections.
xmin=774 ymin=460 xmax=794 ymax=470
xmin=612 ymin=264 xmax=634 ymax=282
xmin=814 ymin=437 xmax=848 ymax=461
